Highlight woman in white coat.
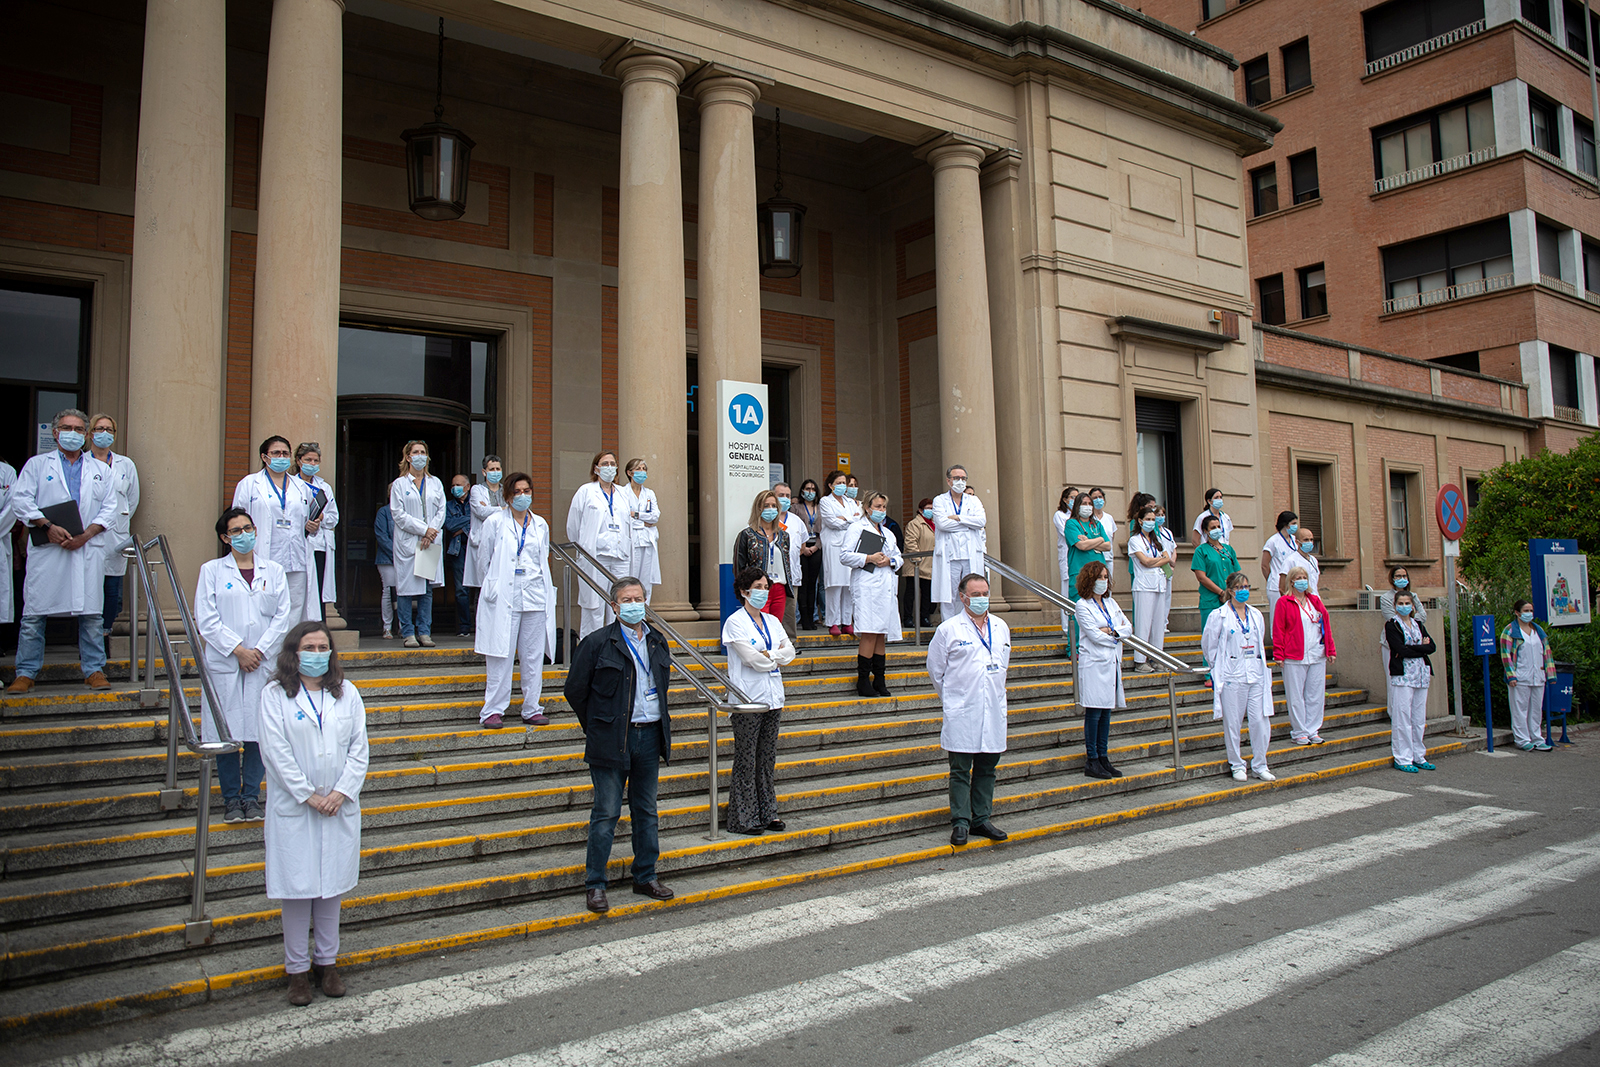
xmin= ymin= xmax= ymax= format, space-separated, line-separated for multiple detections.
xmin=927 ymin=574 xmax=1011 ymax=846
xmin=88 ymin=413 xmax=139 ymax=650
xmin=565 ymin=450 xmax=630 ymax=640
xmin=388 ymin=439 xmax=446 ymax=647
xmin=233 ymin=435 xmax=320 ymax=625
xmin=1202 ymin=572 xmax=1275 ymax=783
xmin=0 ymin=459 xmax=15 ymax=626
xmin=818 ymin=470 xmax=860 ymax=635
xmin=260 ymin=620 xmax=369 ymax=1006
xmin=840 ymin=492 xmax=902 ymax=699
xmin=623 ymin=457 xmax=662 ymax=603
xmin=721 ymin=569 xmax=796 ymax=834
xmin=294 ymin=443 xmax=338 ymax=620
xmin=1074 ymin=560 xmax=1132 ymax=780
xmin=474 ymin=473 xmax=557 ymax=729
xmin=1052 ymin=487 xmax=1077 ymax=634
xmin=462 ymin=455 xmax=504 ymax=589
xmin=195 ymin=507 xmax=294 ymax=823
xmin=1129 ymin=504 xmax=1177 ymax=673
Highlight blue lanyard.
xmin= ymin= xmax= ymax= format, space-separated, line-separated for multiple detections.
xmin=1234 ymin=605 xmax=1251 ymax=636
xmin=515 ymin=512 xmax=533 ymax=559
xmin=952 ymin=493 xmax=963 ymax=517
xmin=300 ymin=688 xmax=324 ymax=731
xmin=603 ymin=486 xmax=615 ymax=518
xmin=1281 ymin=531 xmax=1296 ymax=554
xmin=621 ymin=625 xmax=652 ymax=680
xmin=1093 ymin=596 xmax=1116 ymax=631
xmin=970 ymin=615 xmax=993 ymax=657
xmin=267 ymin=471 xmax=289 ymax=513
xmin=752 ymin=610 xmax=773 ymax=651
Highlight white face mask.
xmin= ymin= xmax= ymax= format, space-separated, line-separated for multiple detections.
xmin=597 ymin=465 xmax=617 ymax=484
xmin=950 ymin=478 xmax=967 ymax=494
xmin=1093 ymin=578 xmax=1108 ymax=596
xmin=1078 ymin=505 xmax=1093 ymax=518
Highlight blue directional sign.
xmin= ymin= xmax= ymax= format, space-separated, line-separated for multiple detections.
xmin=1472 ymin=614 xmax=1496 ymax=656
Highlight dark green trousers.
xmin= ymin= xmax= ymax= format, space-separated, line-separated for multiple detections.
xmin=947 ymin=751 xmax=1001 ymax=827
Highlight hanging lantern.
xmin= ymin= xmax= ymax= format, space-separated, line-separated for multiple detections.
xmin=402 ymin=18 xmax=475 ymax=221
xmin=758 ymin=108 xmax=806 ymax=278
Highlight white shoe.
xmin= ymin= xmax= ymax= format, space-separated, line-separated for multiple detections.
xmin=1294 ymin=737 xmax=1312 ymax=745
xmin=403 ymin=636 xmax=420 ymax=648
xmin=1255 ymin=768 xmax=1277 ymax=781
xmin=1231 ymin=768 xmax=1247 ymax=781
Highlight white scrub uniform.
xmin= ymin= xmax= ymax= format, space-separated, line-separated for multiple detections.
xmin=1074 ymin=595 xmax=1132 ymax=710
xmin=1385 ymin=616 xmax=1432 ymax=766
xmin=97 ymin=452 xmax=140 ymax=579
xmin=1202 ymin=602 xmax=1274 ymax=775
xmin=1093 ymin=511 xmax=1118 ymax=568
xmin=1282 ymin=597 xmax=1329 ymax=744
xmin=1507 ymin=625 xmax=1547 ymax=747
xmin=1192 ymin=507 xmax=1233 ymax=545
xmin=12 ymin=451 xmax=117 ymax=618
xmin=819 ymin=493 xmax=861 ymax=627
xmin=0 ymin=461 xmax=19 ymax=623
xmin=1295 ymin=548 xmax=1321 ymax=597
xmin=1129 ymin=529 xmax=1173 ymax=666
xmin=722 ymin=606 xmax=795 ymax=711
xmin=389 ymin=472 xmax=447 ymax=598
xmin=566 ymin=481 xmax=631 ymax=639
xmin=928 ymin=611 xmax=1011 ymax=754
xmin=475 ymin=509 xmax=557 ymax=724
xmin=260 ymin=680 xmax=370 ymax=901
xmin=463 ymin=482 xmax=504 ymax=588
xmin=233 ymin=469 xmax=318 ymax=623
xmin=1263 ymin=529 xmax=1300 ymax=621
xmin=194 ymin=555 xmax=294 ymax=743
xmin=1053 ymin=509 xmax=1073 ymax=633
xmin=300 ymin=474 xmax=339 ymax=605
xmin=839 ymin=518 xmax=903 ymax=640
xmin=624 ymin=483 xmax=662 ymax=601
xmin=931 ymin=491 xmax=987 ymax=620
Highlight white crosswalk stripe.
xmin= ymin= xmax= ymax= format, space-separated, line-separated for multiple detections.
xmin=1312 ymin=936 xmax=1600 ymax=1067
xmin=913 ymin=832 xmax=1600 ymax=1067
xmin=48 ymin=786 xmax=1406 ymax=1067
xmin=471 ymin=805 xmax=1533 ymax=1067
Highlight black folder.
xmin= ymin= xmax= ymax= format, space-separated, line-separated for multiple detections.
xmin=854 ymin=529 xmax=885 ymax=573
xmin=29 ymin=501 xmax=85 ymax=547
xmin=308 ymin=486 xmax=329 ymax=524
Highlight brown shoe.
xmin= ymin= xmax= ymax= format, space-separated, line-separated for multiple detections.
xmin=5 ymin=676 xmax=35 ymax=695
xmin=85 ymin=671 xmax=111 ymax=690
xmin=316 ymin=963 xmax=346 ymax=998
xmin=631 ymin=879 xmax=674 ymax=901
xmin=585 ymin=887 xmax=609 ymax=913
xmin=287 ymin=971 xmax=313 ymax=1006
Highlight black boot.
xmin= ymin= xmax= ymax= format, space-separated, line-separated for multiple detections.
xmin=871 ymin=653 xmax=892 ymax=697
xmin=1099 ymin=756 xmax=1125 ymax=779
xmin=1084 ymin=754 xmax=1113 ymax=780
xmin=856 ymin=655 xmax=875 ymax=697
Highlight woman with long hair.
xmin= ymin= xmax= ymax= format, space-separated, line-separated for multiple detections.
xmin=565 ymin=449 xmax=630 ymax=640
xmin=1383 ymin=589 xmax=1437 ymax=772
xmin=388 ymin=439 xmax=446 ymax=646
xmin=1202 ymin=572 xmax=1275 ymax=782
xmin=720 ymin=567 xmax=796 ymax=833
xmin=794 ymin=478 xmax=825 ymax=629
xmin=840 ymin=491 xmax=903 ymax=697
xmin=1499 ymin=597 xmax=1555 ymax=751
xmin=732 ymin=488 xmax=794 ymax=623
xmin=819 ymin=469 xmax=861 ymax=635
xmin=1073 ymin=559 xmax=1132 ymax=779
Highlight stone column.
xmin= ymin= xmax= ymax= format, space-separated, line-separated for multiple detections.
xmin=919 ymin=136 xmax=1007 ymax=603
xmin=612 ymin=52 xmax=698 ymax=621
xmin=125 ymin=0 xmax=228 ymax=597
xmin=690 ymin=70 xmax=764 ymax=617
xmin=251 ymin=0 xmax=343 ymax=480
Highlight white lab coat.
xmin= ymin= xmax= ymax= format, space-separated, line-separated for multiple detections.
xmin=463 ymin=482 xmax=505 ymax=587
xmin=0 ymin=461 xmax=17 ymax=624
xmin=1094 ymin=512 xmax=1118 ymax=566
xmin=840 ymin=518 xmax=903 ymax=640
xmin=566 ymin=481 xmax=631 ymax=610
xmin=1201 ymin=602 xmax=1273 ymax=719
xmin=195 ymin=554 xmax=294 ymax=743
xmin=299 ymin=474 xmax=339 ymax=602
xmin=781 ymin=511 xmax=807 ymax=585
xmin=928 ymin=611 xmax=1011 ymax=753
xmin=1075 ymin=595 xmax=1132 ymax=709
xmin=819 ymin=494 xmax=860 ymax=589
xmin=474 ymin=509 xmax=557 ymax=661
xmin=389 ymin=472 xmax=446 ymax=597
xmin=931 ymin=491 xmax=987 ymax=608
xmin=624 ymin=484 xmax=662 ymax=587
xmin=1053 ymin=509 xmax=1071 ymax=578
xmin=260 ymin=680 xmax=369 ymax=901
xmin=1192 ymin=508 xmax=1234 ymax=545
xmin=96 ymin=452 xmax=140 ymax=577
xmin=12 ymin=451 xmax=117 ymax=617
xmin=721 ymin=606 xmax=796 ymax=710
xmin=1296 ymin=550 xmax=1322 ymax=597
xmin=233 ymin=469 xmax=319 ymax=621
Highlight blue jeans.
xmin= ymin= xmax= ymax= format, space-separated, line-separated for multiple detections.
xmin=16 ymin=613 xmax=106 ymax=680
xmin=585 ymin=722 xmax=662 ymax=889
xmin=102 ymin=575 xmax=123 ymax=643
xmin=397 ymin=593 xmax=433 ymax=638
xmin=215 ymin=741 xmax=264 ymax=806
xmin=1083 ymin=707 xmax=1112 ymax=760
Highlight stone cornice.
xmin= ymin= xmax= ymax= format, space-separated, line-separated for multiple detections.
xmin=1109 ymin=315 xmax=1231 ymax=353
xmin=1254 ymin=362 xmax=1539 ymax=429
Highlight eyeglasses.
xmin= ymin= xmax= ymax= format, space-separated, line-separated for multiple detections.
xmin=227 ymin=525 xmax=257 ymax=535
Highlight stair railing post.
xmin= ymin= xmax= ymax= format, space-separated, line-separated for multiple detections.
xmin=142 ymin=552 xmax=161 ymax=707
xmin=562 ymin=563 xmax=573 ymax=660
xmin=124 ymin=544 xmax=139 ymax=680
xmin=1167 ymin=672 xmax=1184 ymax=778
xmin=913 ymin=569 xmax=922 ymax=646
xmin=185 ymin=755 xmax=216 ymax=946
xmin=706 ymin=704 xmax=721 ymax=840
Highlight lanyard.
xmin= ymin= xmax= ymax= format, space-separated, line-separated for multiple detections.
xmin=267 ymin=470 xmax=289 ymax=513
xmin=621 ymin=625 xmax=652 ymax=680
xmin=515 ymin=511 xmax=533 ymax=559
xmin=1234 ymin=605 xmax=1252 ymax=636
xmin=1092 ymin=596 xmax=1116 ymax=630
xmin=952 ymin=492 xmax=963 ymax=517
xmin=603 ymin=485 xmax=615 ymax=518
xmin=1142 ymin=533 xmax=1161 ymax=558
xmin=752 ymin=610 xmax=773 ymax=651
xmin=1301 ymin=599 xmax=1324 ymax=640
xmin=970 ymin=615 xmax=993 ymax=657
xmin=1281 ymin=531 xmax=1296 ymax=555
xmin=300 ymin=688 xmax=325 ymax=731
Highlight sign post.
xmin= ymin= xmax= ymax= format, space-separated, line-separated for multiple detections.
xmin=1435 ymin=484 xmax=1468 ymax=733
xmin=1472 ymin=614 xmax=1497 ymax=752
xmin=715 ymin=380 xmax=770 ymax=624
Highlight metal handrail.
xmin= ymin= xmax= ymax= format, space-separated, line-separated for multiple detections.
xmin=549 ymin=540 xmax=764 ymax=840
xmin=127 ymin=534 xmax=239 ymax=947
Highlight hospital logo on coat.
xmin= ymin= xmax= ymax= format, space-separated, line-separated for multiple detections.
xmin=728 ymin=393 xmax=764 ymax=433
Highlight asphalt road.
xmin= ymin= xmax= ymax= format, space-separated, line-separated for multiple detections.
xmin=13 ymin=735 xmax=1600 ymax=1067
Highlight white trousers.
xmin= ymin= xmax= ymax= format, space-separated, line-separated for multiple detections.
xmin=377 ymin=565 xmax=396 ymax=630
xmin=483 ymin=610 xmax=548 ymax=723
xmin=1060 ymin=574 xmax=1073 ymax=633
xmin=1131 ymin=589 xmax=1171 ymax=664
xmin=579 ymin=601 xmax=614 ymax=643
xmin=825 ymin=585 xmax=853 ymax=626
xmin=281 ymin=895 xmax=341 ymax=974
xmin=1508 ymin=683 xmax=1545 ymax=746
xmin=628 ymin=547 xmax=656 ymax=603
xmin=285 ymin=571 xmax=307 ymax=624
xmin=1265 ymin=587 xmax=1281 ymax=636
xmin=1282 ymin=659 xmax=1327 ymax=741
xmin=939 ymin=559 xmax=970 ymax=621
xmin=1386 ymin=681 xmax=1430 ymax=765
xmin=1219 ymin=680 xmax=1271 ymax=772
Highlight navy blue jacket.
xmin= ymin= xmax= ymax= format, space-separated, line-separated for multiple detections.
xmin=564 ymin=621 xmax=673 ymax=768
xmin=373 ymin=505 xmax=394 ymax=566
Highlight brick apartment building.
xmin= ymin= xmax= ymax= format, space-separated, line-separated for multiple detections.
xmin=1143 ymin=0 xmax=1600 ymax=455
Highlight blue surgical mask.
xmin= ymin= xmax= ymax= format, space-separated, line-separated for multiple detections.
xmin=618 ymin=601 xmax=647 ymax=626
xmin=761 ymin=507 xmax=779 ymax=523
xmin=922 ymin=508 xmax=934 ymax=520
xmin=778 ymin=497 xmax=790 ymax=511
xmin=1093 ymin=578 xmax=1108 ymax=596
xmin=1141 ymin=519 xmax=1156 ymax=533
xmin=1520 ymin=611 xmax=1534 ymax=623
xmin=1211 ymin=498 xmax=1225 ymax=511
xmin=1287 ymin=523 xmax=1299 ymax=536
xmin=846 ymin=486 xmax=858 ymax=499
xmin=511 ymin=493 xmax=532 ymax=512
xmin=1155 ymin=517 xmax=1166 ymax=528
xmin=267 ymin=456 xmax=292 ymax=473
xmin=92 ymin=430 xmax=115 ymax=449
xmin=833 ymin=483 xmax=847 ymax=497
xmin=451 ymin=485 xmax=466 ymax=499
xmin=1394 ymin=577 xmax=1409 ymax=589
xmin=803 ymin=490 xmax=816 ymax=502
xmin=1395 ymin=603 xmax=1413 ymax=616
xmin=870 ymin=509 xmax=886 ymax=524
xmin=1233 ymin=588 xmax=1251 ymax=603
xmin=229 ymin=531 xmax=256 ymax=555
xmin=1208 ymin=527 xmax=1223 ymax=540
xmin=632 ymin=470 xmax=648 ymax=484
xmin=301 ymin=463 xmax=320 ymax=478
xmin=966 ymin=595 xmax=989 ymax=616
xmin=410 ymin=454 xmax=428 ymax=471
xmin=1092 ymin=497 xmax=1104 ymax=509
xmin=1301 ymin=541 xmax=1314 ymax=554
xmin=1293 ymin=578 xmax=1310 ymax=592
xmin=747 ymin=588 xmax=769 ymax=609
xmin=57 ymin=429 xmax=86 ymax=452
xmin=298 ymin=650 xmax=331 ymax=677
xmin=486 ymin=470 xmax=503 ymax=485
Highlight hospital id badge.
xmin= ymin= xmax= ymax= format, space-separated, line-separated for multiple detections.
xmin=1241 ymin=642 xmax=1257 ymax=656
xmin=514 ymin=567 xmax=526 ymax=576
xmin=986 ymin=660 xmax=1001 ymax=673
xmin=275 ymin=517 xmax=293 ymax=530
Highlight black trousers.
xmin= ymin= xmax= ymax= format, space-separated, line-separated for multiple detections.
xmin=799 ymin=550 xmax=823 ymax=626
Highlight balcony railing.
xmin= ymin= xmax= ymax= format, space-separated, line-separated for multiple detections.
xmin=1539 ymin=274 xmax=1579 ymax=296
xmin=1373 ymin=145 xmax=1498 ymax=192
xmin=1382 ymin=272 xmax=1514 ymax=314
xmin=1366 ymin=20 xmax=1486 ymax=75
xmin=1529 ymin=143 xmax=1565 ymax=168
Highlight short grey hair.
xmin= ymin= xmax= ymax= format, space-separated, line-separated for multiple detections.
xmin=53 ymin=408 xmax=89 ymax=431
xmin=946 ymin=464 xmax=967 ymax=479
xmin=611 ymin=576 xmax=646 ymax=601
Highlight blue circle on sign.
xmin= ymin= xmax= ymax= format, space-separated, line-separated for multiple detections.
xmin=728 ymin=393 xmax=764 ymax=434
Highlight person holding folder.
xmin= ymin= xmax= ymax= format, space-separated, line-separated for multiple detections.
xmin=7 ymin=409 xmax=118 ymax=693
xmin=840 ymin=491 xmax=903 ymax=698
xmin=389 ymin=439 xmax=446 ymax=647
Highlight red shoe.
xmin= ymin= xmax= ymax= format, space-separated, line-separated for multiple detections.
xmin=829 ymin=625 xmax=842 ymax=636
xmin=482 ymin=714 xmax=504 ymax=729
xmin=842 ymin=625 xmax=854 ymax=635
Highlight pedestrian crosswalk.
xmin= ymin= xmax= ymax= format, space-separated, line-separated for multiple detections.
xmin=29 ymin=786 xmax=1600 ymax=1067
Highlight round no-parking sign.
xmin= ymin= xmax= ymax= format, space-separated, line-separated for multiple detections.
xmin=1436 ymin=483 xmax=1467 ymax=541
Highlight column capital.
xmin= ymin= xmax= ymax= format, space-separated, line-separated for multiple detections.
xmin=915 ymin=132 xmax=1000 ymax=170
xmin=979 ymin=146 xmax=1023 ymax=188
xmin=603 ymin=41 xmax=694 ymax=87
xmin=687 ymin=66 xmax=770 ymax=110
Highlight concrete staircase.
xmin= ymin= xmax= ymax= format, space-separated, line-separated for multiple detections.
xmin=0 ymin=624 xmax=1482 ymax=1030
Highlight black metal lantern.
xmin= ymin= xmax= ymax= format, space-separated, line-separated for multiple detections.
xmin=758 ymin=109 xmax=806 ymax=278
xmin=401 ymin=18 xmax=475 ymax=222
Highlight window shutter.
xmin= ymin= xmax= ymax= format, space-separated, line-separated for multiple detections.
xmin=1296 ymin=464 xmax=1323 ymax=544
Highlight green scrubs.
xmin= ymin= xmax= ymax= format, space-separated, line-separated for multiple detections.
xmin=1192 ymin=540 xmax=1240 ymax=663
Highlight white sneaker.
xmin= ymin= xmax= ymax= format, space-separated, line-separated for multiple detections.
xmin=1294 ymin=737 xmax=1312 ymax=745
xmin=403 ymin=636 xmax=420 ymax=648
xmin=1231 ymin=768 xmax=1247 ymax=781
xmin=1255 ymin=768 xmax=1277 ymax=781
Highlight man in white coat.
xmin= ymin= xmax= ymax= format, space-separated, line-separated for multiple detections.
xmin=474 ymin=474 xmax=557 ymax=729
xmin=8 ymin=409 xmax=118 ymax=692
xmin=927 ymin=574 xmax=1011 ymax=846
xmin=930 ymin=464 xmax=987 ymax=624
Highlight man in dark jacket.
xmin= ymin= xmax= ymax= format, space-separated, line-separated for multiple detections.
xmin=564 ymin=576 xmax=675 ymax=913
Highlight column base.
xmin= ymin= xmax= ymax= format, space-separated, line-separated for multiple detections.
xmin=650 ymin=599 xmax=703 ymax=624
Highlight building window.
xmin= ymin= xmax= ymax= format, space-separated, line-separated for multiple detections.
xmin=1387 ymin=469 xmax=1416 ymax=557
xmin=1550 ymin=344 xmax=1581 ymax=411
xmin=0 ymin=281 xmax=90 ymax=467
xmin=1289 ymin=150 xmax=1320 ymax=203
xmin=1250 ymin=164 xmax=1279 ymax=215
xmin=1282 ymin=39 xmax=1312 ymax=92
xmin=1585 ymin=240 xmax=1600 ymax=296
xmin=1434 ymin=351 xmax=1481 ymax=372
xmin=1299 ymin=264 xmax=1328 ymax=319
xmin=1202 ymin=0 xmax=1228 ymax=20
xmin=1258 ymin=273 xmax=1287 ymax=325
xmin=1382 ymin=217 xmax=1514 ymax=308
xmin=1465 ymin=476 xmax=1482 ymax=509
xmin=1374 ymin=95 xmax=1494 ymax=180
xmin=1243 ymin=55 xmax=1271 ymax=106
xmin=1135 ymin=396 xmax=1186 ymax=531
xmin=1295 ymin=461 xmax=1326 ymax=549
xmin=1530 ymin=95 xmax=1560 ymax=155
xmin=1578 ymin=117 xmax=1597 ymax=177
xmin=1523 ymin=0 xmax=1553 ymax=31
xmin=1537 ymin=221 xmax=1567 ymax=282
xmin=1564 ymin=0 xmax=1598 ymax=60
xmin=1364 ymin=0 xmax=1486 ymax=65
